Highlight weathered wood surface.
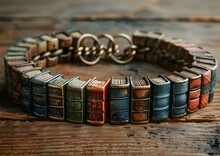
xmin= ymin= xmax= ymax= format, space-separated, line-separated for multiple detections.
xmin=0 ymin=0 xmax=220 ymax=155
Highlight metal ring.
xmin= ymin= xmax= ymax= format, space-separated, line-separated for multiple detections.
xmin=98 ymin=34 xmax=117 ymax=58
xmin=111 ymin=33 xmax=136 ymax=64
xmin=77 ymin=33 xmax=103 ymax=65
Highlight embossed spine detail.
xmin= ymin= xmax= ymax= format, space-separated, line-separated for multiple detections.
xmin=11 ymin=63 xmax=34 ymax=105
xmin=148 ymin=74 xmax=171 ymax=121
xmin=110 ymin=77 xmax=130 ymax=124
xmin=174 ymin=70 xmax=201 ymax=113
xmin=86 ymin=79 xmax=110 ymax=125
xmin=31 ymin=71 xmax=62 ymax=118
xmin=48 ymin=76 xmax=72 ymax=120
xmin=164 ymin=74 xmax=189 ymax=118
xmin=66 ymin=77 xmax=93 ymax=123
xmin=21 ymin=67 xmax=42 ymax=112
xmin=130 ymin=77 xmax=151 ymax=123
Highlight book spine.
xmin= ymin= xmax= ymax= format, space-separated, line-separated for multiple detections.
xmin=11 ymin=68 xmax=22 ymax=104
xmin=20 ymin=70 xmax=39 ymax=113
xmin=200 ymin=70 xmax=211 ymax=109
xmin=31 ymin=72 xmax=53 ymax=118
xmin=131 ymin=87 xmax=150 ymax=123
xmin=209 ymin=67 xmax=217 ymax=102
xmin=87 ymin=90 xmax=107 ymax=125
xmin=21 ymin=85 xmax=32 ymax=113
xmin=48 ymin=86 xmax=65 ymax=120
xmin=209 ymin=80 xmax=216 ymax=102
xmin=32 ymin=91 xmax=48 ymax=118
xmin=66 ymin=89 xmax=85 ymax=123
xmin=150 ymin=76 xmax=171 ymax=121
xmin=188 ymin=78 xmax=201 ymax=113
xmin=110 ymin=87 xmax=130 ymax=124
xmin=170 ymin=81 xmax=188 ymax=118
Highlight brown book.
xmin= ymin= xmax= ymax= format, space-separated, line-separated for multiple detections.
xmin=22 ymin=37 xmax=47 ymax=54
xmin=48 ymin=76 xmax=73 ymax=120
xmin=4 ymin=53 xmax=28 ymax=94
xmin=36 ymin=33 xmax=59 ymax=51
xmin=130 ymin=77 xmax=151 ymax=123
xmin=11 ymin=62 xmax=35 ymax=104
xmin=53 ymin=31 xmax=73 ymax=48
xmin=86 ymin=79 xmax=110 ymax=125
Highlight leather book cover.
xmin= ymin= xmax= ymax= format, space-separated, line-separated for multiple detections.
xmin=184 ymin=65 xmax=211 ymax=108
xmin=148 ymin=74 xmax=171 ymax=121
xmin=164 ymin=73 xmax=189 ymax=118
xmin=192 ymin=61 xmax=218 ymax=102
xmin=36 ymin=33 xmax=59 ymax=51
xmin=174 ymin=70 xmax=201 ymax=113
xmin=66 ymin=77 xmax=93 ymax=123
xmin=11 ymin=62 xmax=34 ymax=104
xmin=86 ymin=79 xmax=110 ymax=125
xmin=48 ymin=76 xmax=72 ymax=120
xmin=15 ymin=42 xmax=38 ymax=60
xmin=130 ymin=77 xmax=150 ymax=123
xmin=31 ymin=71 xmax=62 ymax=118
xmin=109 ymin=77 xmax=130 ymax=124
xmin=21 ymin=67 xmax=42 ymax=112
xmin=22 ymin=37 xmax=47 ymax=55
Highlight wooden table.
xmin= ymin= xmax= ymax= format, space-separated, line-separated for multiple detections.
xmin=0 ymin=0 xmax=220 ymax=155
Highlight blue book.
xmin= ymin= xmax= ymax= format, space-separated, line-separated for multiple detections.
xmin=164 ymin=74 xmax=189 ymax=118
xmin=148 ymin=74 xmax=171 ymax=121
xmin=21 ymin=67 xmax=42 ymax=112
xmin=110 ymin=77 xmax=130 ymax=124
xmin=31 ymin=71 xmax=62 ymax=118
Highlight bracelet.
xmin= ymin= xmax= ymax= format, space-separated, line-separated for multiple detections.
xmin=4 ymin=29 xmax=218 ymax=125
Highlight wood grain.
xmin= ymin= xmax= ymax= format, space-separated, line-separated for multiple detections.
xmin=0 ymin=0 xmax=220 ymax=155
xmin=0 ymin=121 xmax=219 ymax=155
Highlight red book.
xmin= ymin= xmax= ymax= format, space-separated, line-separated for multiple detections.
xmin=86 ymin=79 xmax=110 ymax=126
xmin=174 ymin=70 xmax=201 ymax=113
xmin=11 ymin=62 xmax=35 ymax=104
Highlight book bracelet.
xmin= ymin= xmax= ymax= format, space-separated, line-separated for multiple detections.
xmin=4 ymin=30 xmax=218 ymax=125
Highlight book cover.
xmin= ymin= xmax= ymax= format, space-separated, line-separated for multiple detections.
xmin=4 ymin=54 xmax=28 ymax=94
xmin=53 ymin=31 xmax=72 ymax=48
xmin=21 ymin=67 xmax=42 ymax=112
xmin=164 ymin=73 xmax=189 ymax=118
xmin=7 ymin=45 xmax=30 ymax=61
xmin=31 ymin=71 xmax=62 ymax=118
xmin=174 ymin=70 xmax=201 ymax=113
xmin=36 ymin=33 xmax=58 ymax=51
xmin=184 ymin=65 xmax=211 ymax=108
xmin=22 ymin=37 xmax=47 ymax=54
xmin=11 ymin=62 xmax=34 ymax=104
xmin=130 ymin=77 xmax=150 ymax=123
xmin=148 ymin=74 xmax=171 ymax=121
xmin=66 ymin=77 xmax=93 ymax=123
xmin=86 ymin=79 xmax=110 ymax=125
xmin=15 ymin=42 xmax=38 ymax=60
xmin=109 ymin=77 xmax=130 ymax=124
xmin=48 ymin=76 xmax=73 ymax=120
xmin=192 ymin=60 xmax=218 ymax=102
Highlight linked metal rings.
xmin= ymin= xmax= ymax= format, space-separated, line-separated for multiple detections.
xmin=76 ymin=33 xmax=137 ymax=65
xmin=77 ymin=33 xmax=104 ymax=65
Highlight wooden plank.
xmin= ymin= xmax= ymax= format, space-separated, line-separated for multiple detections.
xmin=0 ymin=0 xmax=220 ymax=21
xmin=0 ymin=121 xmax=219 ymax=155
